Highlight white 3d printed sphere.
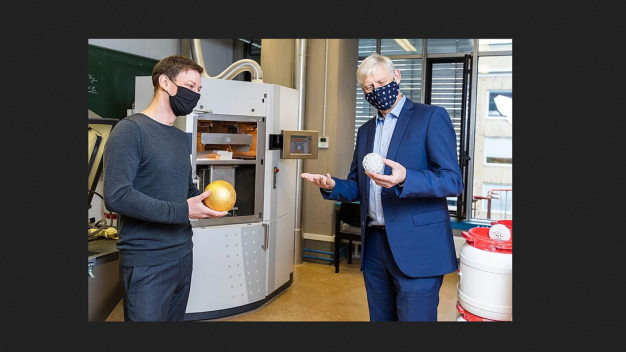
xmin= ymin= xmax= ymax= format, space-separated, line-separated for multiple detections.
xmin=489 ymin=224 xmax=511 ymax=241
xmin=363 ymin=153 xmax=385 ymax=174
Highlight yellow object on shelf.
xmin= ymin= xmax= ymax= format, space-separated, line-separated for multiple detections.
xmin=89 ymin=226 xmax=119 ymax=240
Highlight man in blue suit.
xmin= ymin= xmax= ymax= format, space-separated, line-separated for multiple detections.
xmin=301 ymin=53 xmax=464 ymax=321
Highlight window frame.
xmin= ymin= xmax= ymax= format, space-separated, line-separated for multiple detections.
xmin=355 ymin=39 xmax=512 ymax=222
xmin=467 ymin=43 xmax=513 ymax=223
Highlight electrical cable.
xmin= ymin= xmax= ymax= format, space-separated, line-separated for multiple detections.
xmin=88 ymin=189 xmax=119 ymax=240
xmin=88 ymin=219 xmax=108 ymax=240
xmin=88 ymin=189 xmax=115 ymax=227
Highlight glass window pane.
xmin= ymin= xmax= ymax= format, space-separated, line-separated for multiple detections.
xmin=430 ymin=61 xmax=463 ymax=159
xmin=484 ymin=137 xmax=512 ymax=164
xmin=380 ymin=39 xmax=422 ymax=55
xmin=488 ymin=91 xmax=512 ymax=118
xmin=479 ymin=183 xmax=512 ymax=219
xmin=394 ymin=58 xmax=422 ymax=103
xmin=355 ymin=58 xmax=375 ymax=140
xmin=358 ymin=39 xmax=377 ymax=57
xmin=426 ymin=39 xmax=473 ymax=54
xmin=472 ymin=55 xmax=512 ymax=221
xmin=478 ymin=55 xmax=512 ymax=75
xmin=478 ymin=39 xmax=512 ymax=52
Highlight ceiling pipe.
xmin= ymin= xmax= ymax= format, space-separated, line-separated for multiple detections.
xmin=190 ymin=39 xmax=263 ymax=83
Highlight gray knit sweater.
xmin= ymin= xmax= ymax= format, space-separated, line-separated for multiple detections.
xmin=103 ymin=113 xmax=201 ymax=266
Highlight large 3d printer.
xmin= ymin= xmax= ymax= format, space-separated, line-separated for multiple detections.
xmin=134 ymin=73 xmax=318 ymax=320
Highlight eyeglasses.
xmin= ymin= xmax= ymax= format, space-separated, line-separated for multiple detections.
xmin=362 ymin=75 xmax=395 ymax=94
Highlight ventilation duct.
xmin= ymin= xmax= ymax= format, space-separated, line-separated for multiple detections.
xmin=190 ymin=39 xmax=263 ymax=83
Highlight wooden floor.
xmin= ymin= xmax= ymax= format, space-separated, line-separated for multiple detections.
xmin=105 ymin=257 xmax=460 ymax=322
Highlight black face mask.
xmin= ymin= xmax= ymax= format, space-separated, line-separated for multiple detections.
xmin=166 ymin=77 xmax=201 ymax=116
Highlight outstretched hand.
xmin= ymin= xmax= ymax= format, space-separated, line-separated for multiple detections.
xmin=365 ymin=158 xmax=406 ymax=188
xmin=301 ymin=172 xmax=335 ymax=191
xmin=188 ymin=190 xmax=229 ymax=219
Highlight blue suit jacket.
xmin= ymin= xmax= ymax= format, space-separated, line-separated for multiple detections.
xmin=322 ymin=98 xmax=464 ymax=277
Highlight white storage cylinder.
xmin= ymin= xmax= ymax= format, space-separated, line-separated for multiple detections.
xmin=457 ymin=227 xmax=512 ymax=321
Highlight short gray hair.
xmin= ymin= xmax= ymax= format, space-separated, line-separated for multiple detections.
xmin=356 ymin=53 xmax=396 ymax=86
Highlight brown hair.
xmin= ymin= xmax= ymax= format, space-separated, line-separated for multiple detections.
xmin=151 ymin=55 xmax=204 ymax=92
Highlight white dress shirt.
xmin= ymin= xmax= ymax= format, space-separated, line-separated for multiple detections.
xmin=367 ymin=95 xmax=406 ymax=226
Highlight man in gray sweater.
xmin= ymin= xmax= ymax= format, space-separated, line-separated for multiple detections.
xmin=103 ymin=55 xmax=228 ymax=321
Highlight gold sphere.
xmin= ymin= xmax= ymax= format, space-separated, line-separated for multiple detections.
xmin=204 ymin=180 xmax=236 ymax=212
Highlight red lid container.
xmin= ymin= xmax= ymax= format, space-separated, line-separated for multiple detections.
xmin=456 ymin=302 xmax=498 ymax=322
xmin=461 ymin=227 xmax=512 ymax=253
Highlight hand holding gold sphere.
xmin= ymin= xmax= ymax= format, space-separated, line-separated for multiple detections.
xmin=203 ymin=180 xmax=237 ymax=212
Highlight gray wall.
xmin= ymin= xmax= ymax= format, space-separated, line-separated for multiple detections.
xmin=88 ymin=39 xmax=180 ymax=60
xmin=87 ymin=39 xmax=237 ymax=75
xmin=301 ymin=39 xmax=359 ymax=241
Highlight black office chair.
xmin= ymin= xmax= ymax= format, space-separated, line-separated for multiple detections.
xmin=334 ymin=202 xmax=361 ymax=273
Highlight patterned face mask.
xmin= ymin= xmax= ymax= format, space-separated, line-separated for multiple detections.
xmin=364 ymin=78 xmax=399 ymax=110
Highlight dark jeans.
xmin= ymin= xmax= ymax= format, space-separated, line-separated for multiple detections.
xmin=120 ymin=251 xmax=193 ymax=322
xmin=363 ymin=226 xmax=443 ymax=321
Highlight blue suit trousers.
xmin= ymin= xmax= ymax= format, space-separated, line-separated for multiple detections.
xmin=363 ymin=226 xmax=443 ymax=321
